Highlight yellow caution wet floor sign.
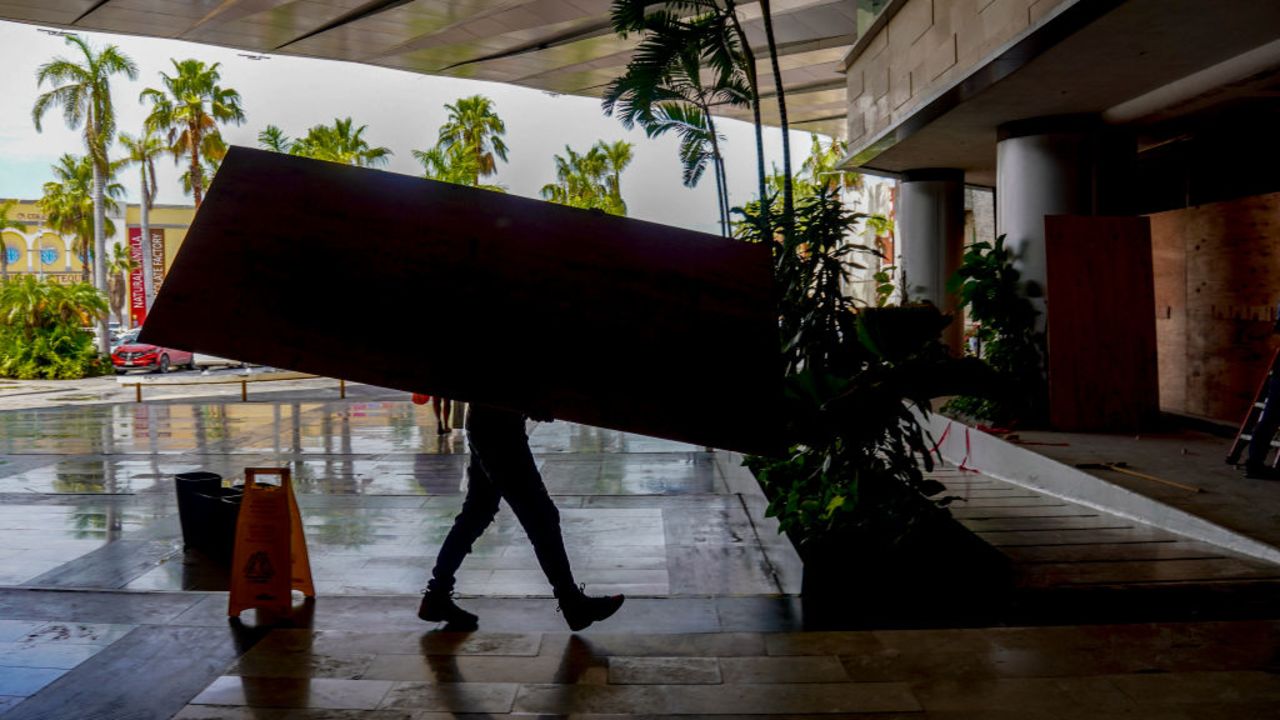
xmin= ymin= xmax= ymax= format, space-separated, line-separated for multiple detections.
xmin=228 ymin=467 xmax=315 ymax=617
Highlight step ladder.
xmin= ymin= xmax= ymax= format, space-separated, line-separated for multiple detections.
xmin=1227 ymin=348 xmax=1280 ymax=467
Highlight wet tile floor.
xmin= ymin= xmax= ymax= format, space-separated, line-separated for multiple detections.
xmin=2 ymin=392 xmax=1279 ymax=717
xmin=0 ymin=399 xmax=788 ymax=598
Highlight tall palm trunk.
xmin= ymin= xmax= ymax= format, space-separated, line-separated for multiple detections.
xmin=190 ymin=121 xmax=204 ymax=207
xmin=140 ymin=168 xmax=154 ymax=316
xmin=758 ymin=0 xmax=794 ymax=242
xmin=91 ymin=160 xmax=110 ymax=355
xmin=723 ymin=1 xmax=770 ymax=239
xmin=705 ymin=112 xmax=730 ymax=235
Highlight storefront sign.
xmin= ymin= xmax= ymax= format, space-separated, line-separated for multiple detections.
xmin=128 ymin=226 xmax=166 ymax=327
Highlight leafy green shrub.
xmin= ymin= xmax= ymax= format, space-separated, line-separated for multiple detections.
xmin=736 ymin=187 xmax=998 ymax=553
xmin=944 ymin=235 xmax=1047 ymax=426
xmin=0 ymin=277 xmax=110 ymax=380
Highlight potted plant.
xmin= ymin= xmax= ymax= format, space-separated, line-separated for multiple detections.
xmin=738 ymin=188 xmax=1010 ymax=628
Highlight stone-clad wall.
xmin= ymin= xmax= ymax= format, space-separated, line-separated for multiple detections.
xmin=846 ymin=0 xmax=1073 ymax=151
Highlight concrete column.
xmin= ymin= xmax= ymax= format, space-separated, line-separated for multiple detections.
xmin=898 ymin=168 xmax=965 ymax=350
xmin=996 ymin=115 xmax=1136 ymax=323
xmin=995 ymin=117 xmax=1097 ymax=304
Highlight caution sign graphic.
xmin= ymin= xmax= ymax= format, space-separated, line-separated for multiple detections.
xmin=228 ymin=467 xmax=315 ymax=616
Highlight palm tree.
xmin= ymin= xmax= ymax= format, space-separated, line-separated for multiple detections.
xmin=605 ymin=7 xmax=751 ymax=236
xmin=106 ymin=243 xmax=137 ymax=327
xmin=540 ymin=140 xmax=633 ymax=215
xmin=415 ymin=145 xmax=506 ymax=192
xmin=119 ymin=129 xmax=165 ymax=312
xmin=258 ymin=125 xmax=292 ymax=153
xmin=288 ymin=117 xmax=391 ymax=167
xmin=140 ymin=59 xmax=245 ymax=207
xmin=0 ymin=200 xmax=20 ymax=281
xmin=604 ymin=13 xmax=748 ymax=234
xmin=32 ymin=33 xmax=137 ymax=353
xmin=756 ymin=0 xmax=793 ymax=226
xmin=437 ymin=96 xmax=509 ymax=184
xmin=39 ymin=154 xmax=125 ymax=284
xmin=600 ymin=140 xmax=635 ymax=215
xmin=610 ymin=1 xmax=795 ymax=240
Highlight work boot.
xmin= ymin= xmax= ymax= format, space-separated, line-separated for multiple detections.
xmin=557 ymin=586 xmax=625 ymax=632
xmin=418 ymin=589 xmax=479 ymax=630
xmin=1245 ymin=463 xmax=1280 ymax=481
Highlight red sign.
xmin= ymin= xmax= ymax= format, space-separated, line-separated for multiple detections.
xmin=128 ymin=227 xmax=166 ymax=327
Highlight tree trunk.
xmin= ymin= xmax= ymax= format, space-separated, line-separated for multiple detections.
xmin=758 ymin=0 xmax=794 ymax=242
xmin=140 ymin=168 xmax=155 ymax=315
xmin=1 ymin=237 xmax=8 ymax=281
xmin=723 ymin=1 xmax=770 ymax=239
xmin=91 ymin=160 xmax=110 ymax=356
xmin=705 ymin=112 xmax=730 ymax=236
xmin=190 ymin=124 xmax=204 ymax=207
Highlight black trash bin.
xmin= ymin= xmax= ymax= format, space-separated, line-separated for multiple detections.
xmin=174 ymin=472 xmax=243 ymax=556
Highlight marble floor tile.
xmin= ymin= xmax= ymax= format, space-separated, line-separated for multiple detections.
xmin=378 ymin=681 xmax=518 ymax=712
xmin=0 ymin=641 xmax=102 ymax=669
xmin=512 ymin=680 xmax=921 ymax=714
xmin=719 ymin=655 xmax=848 ymax=684
xmin=191 ymin=676 xmax=395 ymax=710
xmin=0 ymin=666 xmax=64 ymax=696
xmin=608 ymin=656 xmax=722 ymax=684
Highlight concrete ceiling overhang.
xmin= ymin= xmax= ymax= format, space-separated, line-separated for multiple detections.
xmin=847 ymin=0 xmax=1280 ymax=187
xmin=0 ymin=0 xmax=854 ymax=138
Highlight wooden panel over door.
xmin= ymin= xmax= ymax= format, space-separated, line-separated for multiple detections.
xmin=1045 ymin=215 xmax=1159 ymax=432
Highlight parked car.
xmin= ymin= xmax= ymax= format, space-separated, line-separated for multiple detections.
xmin=111 ymin=329 xmax=195 ymax=373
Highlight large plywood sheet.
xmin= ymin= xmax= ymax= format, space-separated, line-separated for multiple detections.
xmin=1149 ymin=191 xmax=1280 ymax=423
xmin=140 ymin=148 xmax=782 ymax=455
xmin=1045 ymin=215 xmax=1159 ymax=432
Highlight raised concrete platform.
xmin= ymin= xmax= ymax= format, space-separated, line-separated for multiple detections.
xmin=927 ymin=413 xmax=1280 ymax=566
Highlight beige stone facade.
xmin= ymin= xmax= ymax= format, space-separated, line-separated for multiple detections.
xmin=845 ymin=0 xmax=1073 ymax=153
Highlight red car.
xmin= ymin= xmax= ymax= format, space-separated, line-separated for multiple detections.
xmin=111 ymin=329 xmax=195 ymax=374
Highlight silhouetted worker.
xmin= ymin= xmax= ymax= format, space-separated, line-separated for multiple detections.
xmin=418 ymin=404 xmax=625 ymax=630
xmin=1245 ymin=306 xmax=1280 ymax=480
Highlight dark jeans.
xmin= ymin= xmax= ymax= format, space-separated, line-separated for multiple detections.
xmin=1248 ymin=375 xmax=1280 ymax=468
xmin=428 ymin=404 xmax=577 ymax=597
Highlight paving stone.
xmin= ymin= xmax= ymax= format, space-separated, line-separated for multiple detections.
xmin=364 ymin=653 xmax=608 ymax=684
xmin=175 ymin=707 xmax=420 ymax=720
xmin=719 ymin=655 xmax=849 ymax=684
xmin=541 ymin=632 xmax=766 ymax=658
xmin=0 ymin=666 xmax=63 ymax=696
xmin=0 ymin=641 xmax=103 ymax=669
xmin=378 ymin=681 xmax=518 ymax=712
xmin=191 ymin=676 xmax=395 ymax=709
xmin=765 ymin=631 xmax=886 ymax=656
xmin=1107 ymin=670 xmax=1280 ymax=705
xmin=608 ymin=656 xmax=722 ymax=684
xmin=512 ymin=681 xmax=921 ymax=714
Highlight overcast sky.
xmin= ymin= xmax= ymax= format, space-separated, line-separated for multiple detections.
xmin=0 ymin=20 xmax=818 ymax=236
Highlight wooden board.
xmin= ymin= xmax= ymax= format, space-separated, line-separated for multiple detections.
xmin=1045 ymin=215 xmax=1159 ymax=432
xmin=139 ymin=147 xmax=783 ymax=455
xmin=1149 ymin=191 xmax=1280 ymax=422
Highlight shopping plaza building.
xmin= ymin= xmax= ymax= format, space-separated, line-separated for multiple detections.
xmin=1 ymin=202 xmax=193 ymax=323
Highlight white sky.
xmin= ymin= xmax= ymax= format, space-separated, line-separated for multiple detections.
xmin=0 ymin=20 xmax=818 ymax=236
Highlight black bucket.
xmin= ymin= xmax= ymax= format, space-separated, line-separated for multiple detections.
xmin=174 ymin=472 xmax=243 ymax=556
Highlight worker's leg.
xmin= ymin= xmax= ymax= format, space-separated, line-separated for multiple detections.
xmin=466 ymin=405 xmax=577 ymax=596
xmin=427 ymin=452 xmax=501 ymax=593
